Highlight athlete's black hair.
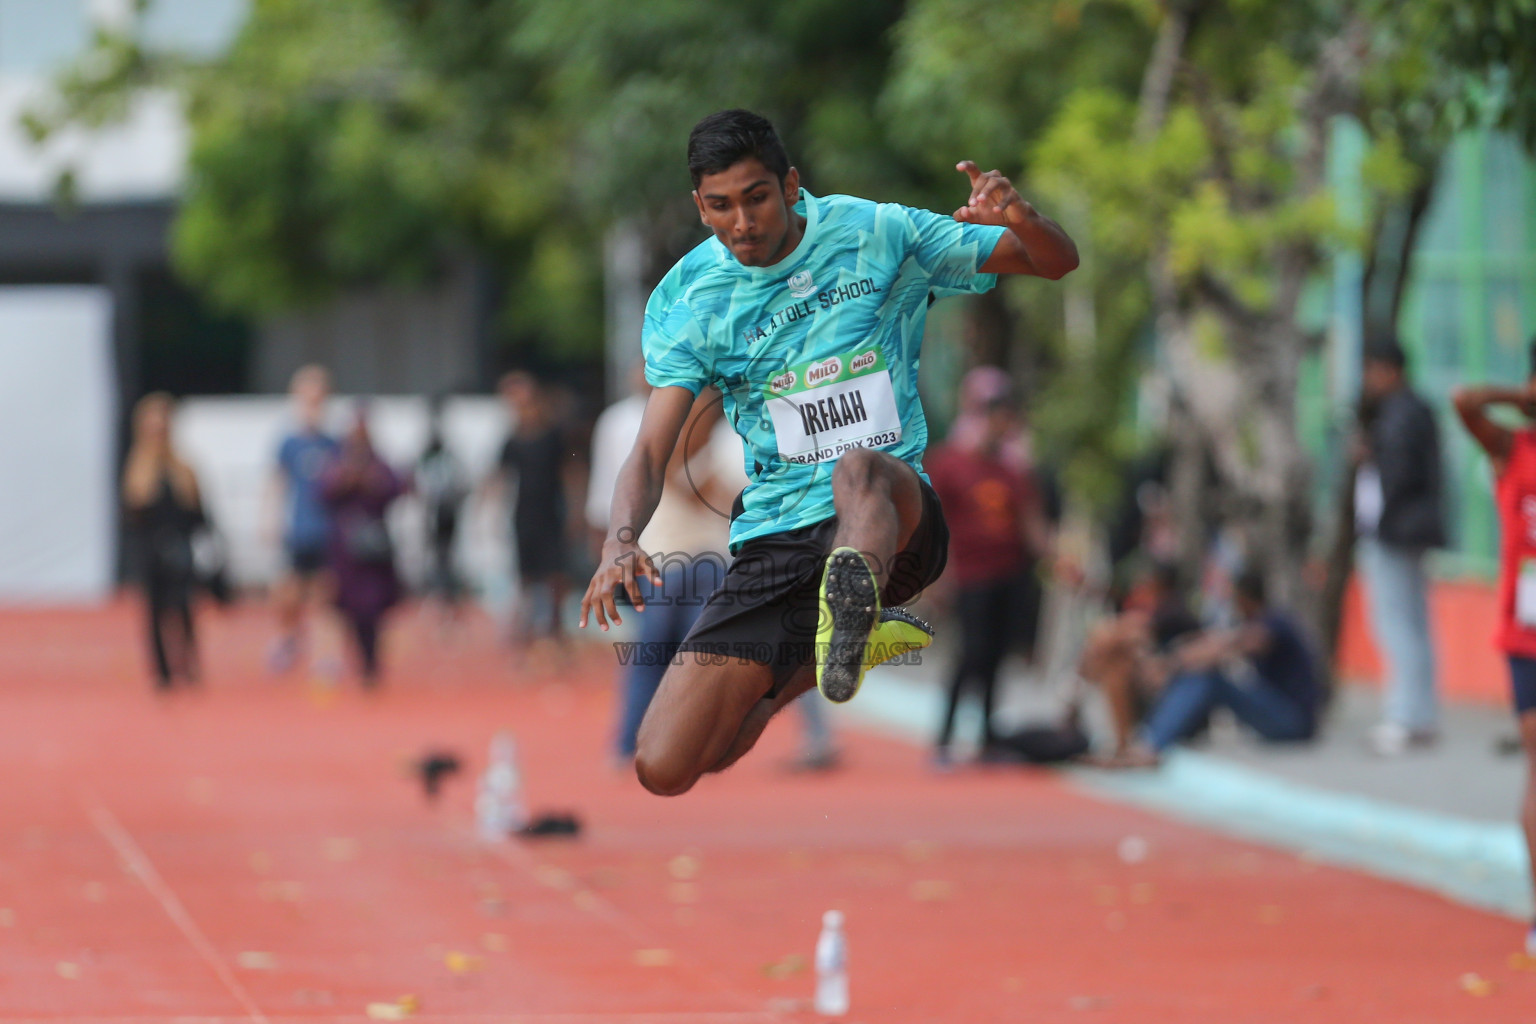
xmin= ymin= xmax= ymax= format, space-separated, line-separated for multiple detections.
xmin=687 ymin=109 xmax=791 ymax=189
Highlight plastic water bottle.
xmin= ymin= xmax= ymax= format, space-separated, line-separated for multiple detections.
xmin=814 ymin=909 xmax=848 ymax=1015
xmin=475 ymin=732 xmax=526 ymax=841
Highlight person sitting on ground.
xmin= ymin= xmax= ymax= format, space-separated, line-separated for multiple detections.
xmin=1118 ymin=569 xmax=1318 ymax=765
xmin=1077 ymin=561 xmax=1202 ymax=756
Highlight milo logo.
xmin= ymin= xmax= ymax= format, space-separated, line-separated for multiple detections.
xmin=806 ymin=357 xmax=842 ymax=387
xmin=849 ymin=350 xmax=878 ymax=375
xmin=769 ymin=369 xmax=797 ymax=393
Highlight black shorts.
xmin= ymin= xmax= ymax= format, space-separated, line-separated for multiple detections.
xmin=676 ymin=478 xmax=948 ymax=696
xmin=1508 ymin=655 xmax=1536 ymax=715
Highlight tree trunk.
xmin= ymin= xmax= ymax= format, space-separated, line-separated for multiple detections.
xmin=1313 ymin=442 xmax=1356 ymax=712
xmin=1311 ymin=164 xmax=1435 ymax=708
xmin=1361 ymin=173 xmax=1437 ymax=344
xmin=1135 ymin=1 xmax=1202 ymax=143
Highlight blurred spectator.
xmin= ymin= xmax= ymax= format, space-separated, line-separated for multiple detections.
xmin=490 ymin=371 xmax=582 ymax=651
xmin=1123 ymin=569 xmax=1318 ymax=764
xmin=417 ymin=396 xmax=470 ymax=631
xmin=926 ymin=367 xmax=1049 ymax=765
xmin=267 ymin=365 xmax=340 ymax=674
xmin=1354 ymin=341 xmax=1446 ymax=755
xmin=1452 ymin=344 xmax=1536 ymax=956
xmin=123 ymin=393 xmax=205 ymax=691
xmin=1077 ymin=562 xmax=1202 ymax=755
xmin=609 ymin=391 xmax=729 ymax=761
xmin=945 ymin=365 xmax=1031 ymax=473
xmin=586 ymin=362 xmax=650 ymax=556
xmin=321 ymin=407 xmax=408 ymax=688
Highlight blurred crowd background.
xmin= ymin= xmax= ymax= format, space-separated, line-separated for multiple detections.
xmin=0 ymin=0 xmax=1533 ymax=747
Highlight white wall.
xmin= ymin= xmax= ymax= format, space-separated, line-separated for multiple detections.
xmin=0 ymin=0 xmax=248 ymax=203
xmin=0 ymin=286 xmax=116 ymax=602
xmin=174 ymin=395 xmax=513 ymax=591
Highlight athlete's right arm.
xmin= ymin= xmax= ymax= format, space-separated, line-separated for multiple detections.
xmin=1453 ymin=385 xmax=1526 ymax=468
xmin=580 ymin=385 xmax=696 ymax=631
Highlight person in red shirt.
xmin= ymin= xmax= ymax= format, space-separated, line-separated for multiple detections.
xmin=926 ymin=367 xmax=1048 ymax=764
xmin=1453 ymin=345 xmax=1536 ymax=956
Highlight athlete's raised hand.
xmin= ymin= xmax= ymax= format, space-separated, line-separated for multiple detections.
xmin=954 ymin=160 xmax=1080 ymax=280
xmin=953 ymin=161 xmax=1032 ymax=227
xmin=580 ymin=534 xmax=662 ymax=632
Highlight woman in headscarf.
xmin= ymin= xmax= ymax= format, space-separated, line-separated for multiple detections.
xmin=321 ymin=406 xmax=408 ymax=687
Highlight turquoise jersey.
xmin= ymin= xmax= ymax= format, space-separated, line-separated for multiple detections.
xmin=643 ymin=189 xmax=1006 ymax=553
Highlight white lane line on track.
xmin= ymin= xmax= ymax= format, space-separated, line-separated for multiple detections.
xmin=80 ymin=792 xmax=271 ymax=1024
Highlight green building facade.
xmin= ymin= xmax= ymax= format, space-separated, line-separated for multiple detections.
xmin=1321 ymin=126 xmax=1536 ymax=579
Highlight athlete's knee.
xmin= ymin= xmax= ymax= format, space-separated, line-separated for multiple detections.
xmin=831 ymin=446 xmax=886 ymax=490
xmin=633 ymin=743 xmax=699 ymax=797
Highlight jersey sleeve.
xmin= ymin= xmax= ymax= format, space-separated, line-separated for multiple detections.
xmin=641 ymin=296 xmax=711 ymax=396
xmin=900 ymin=205 xmax=1007 ymax=296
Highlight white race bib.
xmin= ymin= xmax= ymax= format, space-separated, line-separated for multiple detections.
xmin=764 ymin=348 xmax=902 ymax=466
xmin=1517 ymin=558 xmax=1536 ymax=629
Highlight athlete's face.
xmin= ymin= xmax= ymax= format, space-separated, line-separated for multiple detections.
xmin=693 ymin=159 xmax=802 ymax=267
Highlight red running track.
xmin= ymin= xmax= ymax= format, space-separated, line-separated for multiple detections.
xmin=0 ymin=600 xmax=1531 ymax=1022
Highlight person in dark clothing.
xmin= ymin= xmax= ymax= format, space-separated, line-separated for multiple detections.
xmin=320 ymin=407 xmax=408 ymax=687
xmin=926 ymin=368 xmax=1049 ymax=764
xmin=1354 ymin=341 xmax=1447 ymax=754
xmin=1120 ymin=570 xmax=1319 ymax=765
xmin=1078 ymin=561 xmax=1203 ymax=755
xmin=123 ymin=392 xmax=206 ymax=691
xmin=493 ymin=371 xmax=582 ymax=649
xmin=417 ymin=397 xmax=469 ymax=629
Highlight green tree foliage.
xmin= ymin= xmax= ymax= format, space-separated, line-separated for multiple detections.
xmin=30 ymin=1 xmax=1534 ymax=528
xmin=33 ymin=0 xmax=921 ymax=357
xmin=883 ymin=0 xmax=1535 ymax=611
xmin=881 ymin=0 xmax=1156 ymax=507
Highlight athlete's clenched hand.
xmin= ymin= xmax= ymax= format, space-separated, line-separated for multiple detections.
xmin=580 ymin=536 xmax=662 ymax=631
xmin=952 ymin=160 xmax=1033 ymax=227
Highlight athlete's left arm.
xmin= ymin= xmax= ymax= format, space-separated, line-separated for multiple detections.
xmin=952 ymin=161 xmax=1079 ymax=280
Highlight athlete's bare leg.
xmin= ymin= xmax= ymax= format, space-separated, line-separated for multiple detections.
xmin=828 ymin=448 xmax=926 ymax=587
xmin=634 ymin=449 xmax=928 ymax=796
xmin=708 ymin=667 xmax=817 ymax=774
xmin=634 ymin=655 xmax=784 ymax=796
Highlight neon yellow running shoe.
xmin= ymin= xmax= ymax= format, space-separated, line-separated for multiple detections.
xmin=864 ymin=606 xmax=934 ymax=670
xmin=816 ymin=547 xmax=881 ymax=703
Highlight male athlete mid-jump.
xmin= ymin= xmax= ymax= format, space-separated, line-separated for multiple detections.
xmin=581 ymin=109 xmax=1078 ymax=796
